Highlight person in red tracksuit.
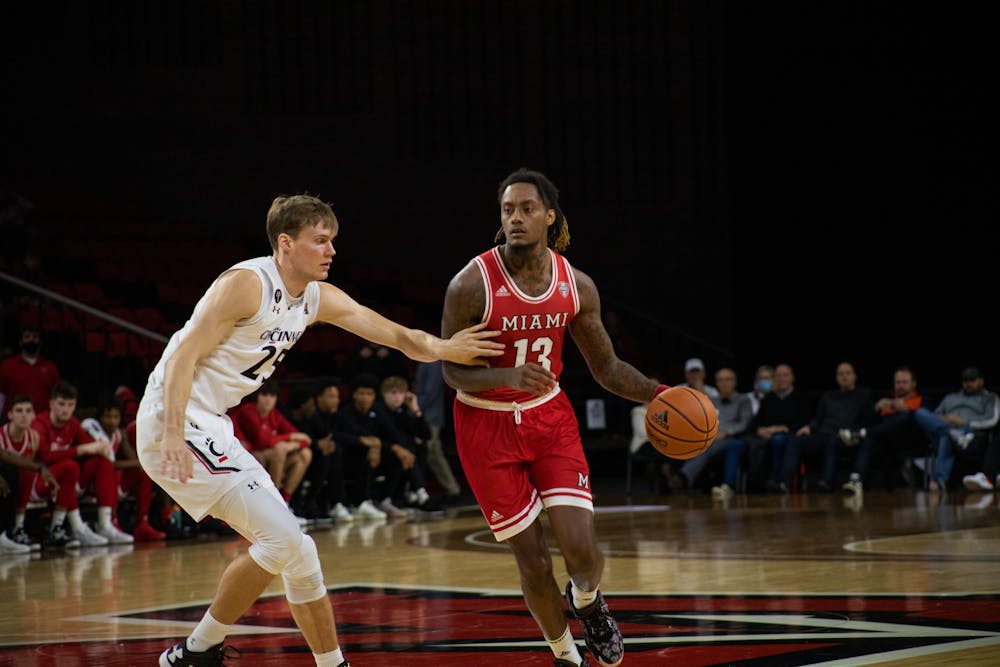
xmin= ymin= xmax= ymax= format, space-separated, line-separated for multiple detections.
xmin=32 ymin=381 xmax=133 ymax=546
xmin=81 ymin=399 xmax=166 ymax=541
xmin=1 ymin=394 xmax=60 ymax=551
xmin=233 ymin=379 xmax=312 ymax=509
xmin=0 ymin=326 xmax=60 ymax=416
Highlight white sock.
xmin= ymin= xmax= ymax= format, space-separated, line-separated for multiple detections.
xmin=53 ymin=509 xmax=71 ymax=531
xmin=187 ymin=611 xmax=232 ymax=652
xmin=547 ymin=626 xmax=583 ymax=664
xmin=98 ymin=506 xmax=113 ymax=528
xmin=14 ymin=512 xmax=25 ymax=529
xmin=571 ymin=580 xmax=598 ymax=609
xmin=313 ymin=647 xmax=345 ymax=666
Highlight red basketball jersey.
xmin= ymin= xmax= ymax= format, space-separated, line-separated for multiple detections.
xmin=470 ymin=247 xmax=580 ymax=404
xmin=0 ymin=422 xmax=39 ymax=459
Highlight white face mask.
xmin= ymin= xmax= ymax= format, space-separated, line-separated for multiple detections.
xmin=755 ymin=379 xmax=772 ymax=393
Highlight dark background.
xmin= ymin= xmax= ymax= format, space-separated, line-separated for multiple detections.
xmin=1 ymin=1 xmax=994 ymax=397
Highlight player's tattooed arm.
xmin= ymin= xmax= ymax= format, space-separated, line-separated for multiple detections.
xmin=441 ymin=261 xmax=533 ymax=392
xmin=569 ymin=268 xmax=659 ymax=403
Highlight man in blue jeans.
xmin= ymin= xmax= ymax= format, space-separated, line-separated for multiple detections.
xmin=672 ymin=367 xmax=752 ymax=501
xmin=912 ymin=366 xmax=1000 ymax=491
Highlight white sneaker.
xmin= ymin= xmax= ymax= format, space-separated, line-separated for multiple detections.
xmin=841 ymin=474 xmax=863 ymax=496
xmin=949 ymin=428 xmax=975 ymax=449
xmin=711 ymin=483 xmax=735 ymax=501
xmin=328 ymin=502 xmax=354 ymax=522
xmin=353 ymin=499 xmax=387 ymax=520
xmin=962 ymin=472 xmax=994 ymax=491
xmin=73 ymin=522 xmax=110 ymax=547
xmin=413 ymin=487 xmax=431 ymax=506
xmin=9 ymin=527 xmax=40 ymax=551
xmin=378 ymin=498 xmax=410 ymax=519
xmin=97 ymin=523 xmax=135 ymax=544
xmin=0 ymin=531 xmax=32 ymax=554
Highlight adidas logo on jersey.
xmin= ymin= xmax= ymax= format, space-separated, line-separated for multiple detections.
xmin=494 ymin=285 xmax=510 ymax=297
xmin=490 ymin=510 xmax=504 ymax=522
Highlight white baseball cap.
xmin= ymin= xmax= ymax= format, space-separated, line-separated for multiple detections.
xmin=684 ymin=357 xmax=705 ymax=372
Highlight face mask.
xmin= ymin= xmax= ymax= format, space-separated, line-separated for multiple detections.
xmin=755 ymin=379 xmax=772 ymax=393
xmin=21 ymin=341 xmax=39 ymax=355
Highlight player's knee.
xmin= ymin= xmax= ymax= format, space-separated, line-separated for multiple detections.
xmin=247 ymin=520 xmax=305 ymax=574
xmin=281 ymin=534 xmax=326 ymax=604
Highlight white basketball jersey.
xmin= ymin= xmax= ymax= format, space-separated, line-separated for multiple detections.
xmin=145 ymin=256 xmax=320 ymax=414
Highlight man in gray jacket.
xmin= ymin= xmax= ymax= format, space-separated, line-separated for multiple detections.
xmin=912 ymin=366 xmax=1000 ymax=491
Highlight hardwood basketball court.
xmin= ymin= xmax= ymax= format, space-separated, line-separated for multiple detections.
xmin=2 ymin=488 xmax=998 ymax=666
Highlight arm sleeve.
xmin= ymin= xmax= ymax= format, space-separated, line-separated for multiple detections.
xmin=730 ymin=396 xmax=754 ymax=436
xmin=969 ymin=393 xmax=1000 ymax=431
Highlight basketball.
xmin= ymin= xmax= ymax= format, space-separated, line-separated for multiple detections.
xmin=645 ymin=386 xmax=719 ymax=459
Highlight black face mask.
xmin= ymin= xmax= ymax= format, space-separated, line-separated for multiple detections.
xmin=21 ymin=341 xmax=39 ymax=355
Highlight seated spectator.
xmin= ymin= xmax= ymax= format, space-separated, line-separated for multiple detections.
xmin=233 ymin=380 xmax=313 ymax=513
xmin=744 ymin=364 xmax=775 ymax=416
xmin=337 ymin=373 xmax=410 ymax=519
xmin=0 ymin=326 xmax=60 ymax=416
xmin=33 ymin=381 xmax=133 ymax=545
xmin=114 ymin=385 xmax=140 ymax=425
xmin=379 ymin=375 xmax=441 ymax=513
xmin=299 ymin=379 xmax=354 ymax=522
xmin=286 ymin=385 xmax=317 ymax=429
xmin=744 ymin=363 xmax=812 ymax=492
xmin=789 ymin=361 xmax=875 ymax=493
xmin=678 ymin=357 xmax=719 ymax=399
xmin=668 ymin=368 xmax=751 ymax=499
xmin=1 ymin=394 xmax=59 ymax=552
xmin=962 ymin=429 xmax=1000 ymax=492
xmin=912 ymin=366 xmax=1000 ymax=492
xmin=82 ymin=400 xmax=166 ymax=541
xmin=843 ymin=365 xmax=926 ymax=493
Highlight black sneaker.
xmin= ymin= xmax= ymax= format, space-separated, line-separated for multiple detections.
xmin=43 ymin=525 xmax=81 ymax=550
xmin=565 ymin=582 xmax=624 ymax=667
xmin=159 ymin=640 xmax=240 ymax=666
xmin=10 ymin=526 xmax=41 ymax=551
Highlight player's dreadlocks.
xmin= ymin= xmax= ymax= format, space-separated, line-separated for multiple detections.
xmin=494 ymin=168 xmax=570 ymax=252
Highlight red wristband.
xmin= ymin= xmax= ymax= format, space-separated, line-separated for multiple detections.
xmin=653 ymin=384 xmax=670 ymax=400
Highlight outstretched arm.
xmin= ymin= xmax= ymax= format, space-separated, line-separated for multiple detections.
xmin=315 ymin=281 xmax=503 ymax=366
xmin=568 ymin=268 xmax=661 ymax=403
xmin=440 ymin=261 xmax=556 ymax=395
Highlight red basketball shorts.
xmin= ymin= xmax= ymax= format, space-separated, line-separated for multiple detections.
xmin=454 ymin=389 xmax=593 ymax=541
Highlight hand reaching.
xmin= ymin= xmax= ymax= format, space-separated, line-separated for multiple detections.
xmin=444 ymin=322 xmax=504 ymax=366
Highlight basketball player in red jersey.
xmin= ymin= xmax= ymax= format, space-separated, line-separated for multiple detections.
xmin=442 ymin=168 xmax=668 ymax=667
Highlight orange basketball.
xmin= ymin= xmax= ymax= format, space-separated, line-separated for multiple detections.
xmin=645 ymin=386 xmax=719 ymax=459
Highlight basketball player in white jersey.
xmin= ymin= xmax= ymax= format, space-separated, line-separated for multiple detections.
xmin=442 ymin=168 xmax=667 ymax=667
xmin=137 ymin=194 xmax=504 ymax=667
